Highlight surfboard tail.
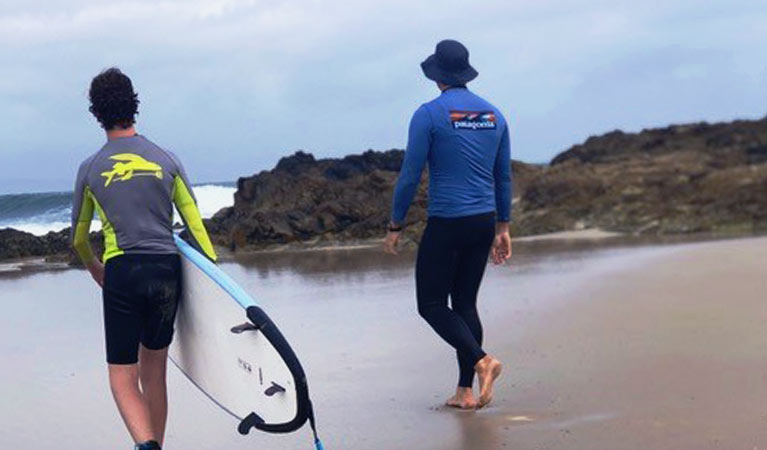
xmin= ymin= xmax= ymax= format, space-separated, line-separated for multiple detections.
xmin=173 ymin=234 xmax=325 ymax=448
xmin=239 ymin=305 xmax=325 ymax=447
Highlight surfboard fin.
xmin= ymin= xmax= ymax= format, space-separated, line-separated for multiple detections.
xmin=230 ymin=322 xmax=259 ymax=334
xmin=243 ymin=305 xmax=326 ymax=448
xmin=238 ymin=412 xmax=265 ymax=435
xmin=264 ymin=382 xmax=286 ymax=396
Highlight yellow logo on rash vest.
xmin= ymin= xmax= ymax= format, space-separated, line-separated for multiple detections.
xmin=101 ymin=153 xmax=164 ymax=187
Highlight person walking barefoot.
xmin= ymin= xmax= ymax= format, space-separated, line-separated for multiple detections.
xmin=384 ymin=40 xmax=512 ymax=409
xmin=72 ymin=68 xmax=217 ymax=449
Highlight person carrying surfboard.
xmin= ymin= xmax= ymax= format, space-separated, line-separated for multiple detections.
xmin=71 ymin=67 xmax=217 ymax=450
xmin=384 ymin=40 xmax=512 ymax=410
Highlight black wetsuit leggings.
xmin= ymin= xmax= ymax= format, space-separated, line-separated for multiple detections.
xmin=416 ymin=212 xmax=496 ymax=387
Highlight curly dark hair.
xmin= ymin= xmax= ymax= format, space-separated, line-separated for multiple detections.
xmin=88 ymin=67 xmax=140 ymax=130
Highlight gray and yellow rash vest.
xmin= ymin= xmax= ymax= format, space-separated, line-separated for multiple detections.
xmin=71 ymin=134 xmax=217 ymax=264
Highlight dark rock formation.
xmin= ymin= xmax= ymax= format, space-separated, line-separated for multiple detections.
xmin=0 ymin=228 xmax=68 ymax=260
xmin=514 ymin=118 xmax=767 ymax=235
xmin=2 ymin=116 xmax=766 ymax=260
xmin=208 ymin=117 xmax=767 ymax=250
xmin=207 ymin=150 xmax=428 ymax=249
xmin=0 ymin=228 xmax=103 ymax=264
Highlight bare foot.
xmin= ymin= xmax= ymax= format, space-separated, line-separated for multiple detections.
xmin=446 ymin=387 xmax=477 ymax=410
xmin=475 ymin=355 xmax=502 ymax=409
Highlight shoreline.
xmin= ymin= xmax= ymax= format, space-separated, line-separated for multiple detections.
xmin=2 ymin=228 xmax=763 ymax=275
xmin=0 ymin=257 xmax=70 ymax=274
xmin=514 ymin=228 xmax=622 ymax=242
xmin=2 ymin=227 xmax=621 ymax=271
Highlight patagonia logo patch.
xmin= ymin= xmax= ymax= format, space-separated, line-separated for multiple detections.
xmin=101 ymin=153 xmax=164 ymax=187
xmin=450 ymin=111 xmax=497 ymax=130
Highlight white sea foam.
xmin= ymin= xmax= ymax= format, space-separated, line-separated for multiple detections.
xmin=0 ymin=184 xmax=236 ymax=236
xmin=191 ymin=184 xmax=236 ymax=219
xmin=0 ymin=221 xmax=79 ymax=236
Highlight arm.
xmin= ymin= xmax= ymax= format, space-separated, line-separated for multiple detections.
xmin=71 ymin=166 xmax=103 ymax=285
xmin=391 ymin=105 xmax=432 ymax=225
xmin=494 ymin=123 xmax=512 ymax=223
xmin=171 ymin=155 xmax=218 ymax=262
xmin=492 ymin=123 xmax=512 ymax=264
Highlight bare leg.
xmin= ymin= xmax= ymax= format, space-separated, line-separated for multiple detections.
xmin=108 ymin=364 xmax=155 ymax=444
xmin=446 ymin=386 xmax=477 ymax=410
xmin=139 ymin=345 xmax=170 ymax=446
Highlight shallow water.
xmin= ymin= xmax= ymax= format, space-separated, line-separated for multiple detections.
xmin=0 ymin=237 xmax=720 ymax=449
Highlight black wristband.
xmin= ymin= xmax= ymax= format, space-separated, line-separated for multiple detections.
xmin=388 ymin=224 xmax=403 ymax=232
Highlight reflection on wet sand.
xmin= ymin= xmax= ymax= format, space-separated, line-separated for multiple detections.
xmin=229 ymin=231 xmax=758 ymax=277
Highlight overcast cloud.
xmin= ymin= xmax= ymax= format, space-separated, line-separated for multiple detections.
xmin=1 ymin=0 xmax=766 ymax=192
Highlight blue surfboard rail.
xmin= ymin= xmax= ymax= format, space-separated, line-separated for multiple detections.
xmin=174 ymin=234 xmax=256 ymax=309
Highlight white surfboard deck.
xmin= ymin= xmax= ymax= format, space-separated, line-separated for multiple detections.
xmin=170 ymin=235 xmax=308 ymax=431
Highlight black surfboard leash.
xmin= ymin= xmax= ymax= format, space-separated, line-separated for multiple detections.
xmin=307 ymin=399 xmax=324 ymax=450
xmin=240 ymin=305 xmax=326 ymax=449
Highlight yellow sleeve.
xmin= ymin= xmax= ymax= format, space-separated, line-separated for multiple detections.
xmin=72 ymin=187 xmax=96 ymax=264
xmin=172 ymin=175 xmax=218 ymax=261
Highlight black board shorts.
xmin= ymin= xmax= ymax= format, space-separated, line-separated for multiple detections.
xmin=102 ymin=254 xmax=182 ymax=365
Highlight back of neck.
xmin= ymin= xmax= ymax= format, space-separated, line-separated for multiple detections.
xmin=441 ymin=85 xmax=467 ymax=92
xmin=106 ymin=126 xmax=137 ymax=140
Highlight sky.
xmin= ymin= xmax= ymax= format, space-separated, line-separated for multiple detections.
xmin=1 ymin=0 xmax=766 ymax=193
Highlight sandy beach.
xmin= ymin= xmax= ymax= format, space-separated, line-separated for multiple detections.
xmin=1 ymin=235 xmax=765 ymax=449
xmin=485 ymin=236 xmax=767 ymax=450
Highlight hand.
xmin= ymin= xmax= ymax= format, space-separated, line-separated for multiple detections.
xmin=491 ymin=223 xmax=512 ymax=265
xmin=86 ymin=260 xmax=105 ymax=287
xmin=383 ymin=230 xmax=401 ymax=255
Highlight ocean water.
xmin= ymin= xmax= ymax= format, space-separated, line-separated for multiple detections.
xmin=0 ymin=184 xmax=236 ymax=235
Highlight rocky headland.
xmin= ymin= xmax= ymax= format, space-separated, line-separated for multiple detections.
xmin=2 ymin=116 xmax=766 ymax=262
xmin=207 ymin=117 xmax=767 ymax=251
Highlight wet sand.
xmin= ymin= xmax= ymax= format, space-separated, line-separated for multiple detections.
xmin=1 ymin=236 xmax=765 ymax=449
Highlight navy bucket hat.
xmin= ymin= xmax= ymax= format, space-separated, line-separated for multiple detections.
xmin=421 ymin=39 xmax=478 ymax=86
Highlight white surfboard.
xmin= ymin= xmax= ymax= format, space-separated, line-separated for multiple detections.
xmin=170 ymin=235 xmax=323 ymax=448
